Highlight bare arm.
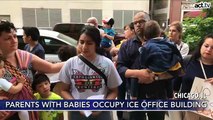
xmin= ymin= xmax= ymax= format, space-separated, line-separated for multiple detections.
xmin=31 ymin=54 xmax=64 ymax=73
xmin=0 ymin=96 xmax=8 ymax=100
xmin=106 ymin=34 xmax=114 ymax=41
xmin=7 ymin=83 xmax=23 ymax=94
xmin=207 ymin=77 xmax=213 ymax=85
xmin=103 ymin=34 xmax=114 ymax=41
xmin=59 ymin=82 xmax=74 ymax=100
xmin=105 ymin=87 xmax=118 ymax=100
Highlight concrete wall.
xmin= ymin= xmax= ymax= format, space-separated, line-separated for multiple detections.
xmin=0 ymin=0 xmax=149 ymax=28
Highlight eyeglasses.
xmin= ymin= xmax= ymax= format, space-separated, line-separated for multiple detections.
xmin=133 ymin=20 xmax=146 ymax=25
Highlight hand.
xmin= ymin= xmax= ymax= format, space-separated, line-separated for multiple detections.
xmin=79 ymin=111 xmax=85 ymax=116
xmin=206 ymin=77 xmax=213 ymax=85
xmin=0 ymin=96 xmax=8 ymax=115
xmin=102 ymin=34 xmax=107 ymax=38
xmin=17 ymin=76 xmax=26 ymax=83
xmin=91 ymin=111 xmax=102 ymax=117
xmin=137 ymin=69 xmax=155 ymax=84
xmin=131 ymin=96 xmax=137 ymax=100
xmin=110 ymin=47 xmax=119 ymax=57
xmin=0 ymin=111 xmax=10 ymax=119
xmin=0 ymin=96 xmax=8 ymax=100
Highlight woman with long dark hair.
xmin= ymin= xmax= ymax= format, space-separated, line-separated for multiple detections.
xmin=171 ymin=34 xmax=213 ymax=120
xmin=58 ymin=25 xmax=122 ymax=120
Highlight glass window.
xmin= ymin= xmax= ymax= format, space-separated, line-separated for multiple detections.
xmin=92 ymin=10 xmax=102 ymax=25
xmin=113 ymin=10 xmax=144 ymax=30
xmin=0 ymin=15 xmax=11 ymax=21
xmin=113 ymin=10 xmax=123 ymax=29
xmin=22 ymin=8 xmax=36 ymax=26
xmin=22 ymin=8 xmax=62 ymax=28
xmin=36 ymin=8 xmax=49 ymax=27
xmin=70 ymin=9 xmax=102 ymax=24
xmin=154 ymin=0 xmax=168 ymax=9
xmin=82 ymin=10 xmax=91 ymax=23
xmin=124 ymin=10 xmax=133 ymax=26
xmin=70 ymin=9 xmax=81 ymax=23
xmin=114 ymin=10 xmax=136 ymax=30
xmin=49 ymin=9 xmax=62 ymax=27
xmin=42 ymin=37 xmax=66 ymax=54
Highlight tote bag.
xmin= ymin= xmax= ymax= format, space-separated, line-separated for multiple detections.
xmin=190 ymin=77 xmax=213 ymax=119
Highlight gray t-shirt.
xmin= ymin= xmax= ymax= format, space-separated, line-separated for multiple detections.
xmin=58 ymin=55 xmax=122 ymax=99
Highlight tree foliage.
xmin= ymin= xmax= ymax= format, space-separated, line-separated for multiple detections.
xmin=182 ymin=2 xmax=213 ymax=52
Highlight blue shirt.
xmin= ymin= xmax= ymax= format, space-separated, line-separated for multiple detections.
xmin=24 ymin=43 xmax=45 ymax=59
xmin=101 ymin=28 xmax=115 ymax=48
xmin=102 ymin=28 xmax=115 ymax=42
xmin=117 ymin=37 xmax=142 ymax=97
xmin=117 ymin=37 xmax=142 ymax=77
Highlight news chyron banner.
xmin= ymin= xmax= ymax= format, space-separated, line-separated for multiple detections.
xmin=0 ymin=100 xmax=209 ymax=111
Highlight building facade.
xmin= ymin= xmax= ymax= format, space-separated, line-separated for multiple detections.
xmin=0 ymin=0 xmax=149 ymax=30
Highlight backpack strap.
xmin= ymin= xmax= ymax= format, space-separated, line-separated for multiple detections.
xmin=16 ymin=50 xmax=32 ymax=69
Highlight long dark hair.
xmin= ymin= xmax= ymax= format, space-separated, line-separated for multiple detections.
xmin=80 ymin=25 xmax=106 ymax=56
xmin=191 ymin=33 xmax=213 ymax=60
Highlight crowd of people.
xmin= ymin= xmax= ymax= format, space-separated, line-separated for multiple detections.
xmin=0 ymin=10 xmax=212 ymax=120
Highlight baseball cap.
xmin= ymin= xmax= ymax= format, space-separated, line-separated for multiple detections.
xmin=102 ymin=18 xmax=114 ymax=26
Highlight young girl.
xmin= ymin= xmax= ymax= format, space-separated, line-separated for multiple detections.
xmin=58 ymin=25 xmax=122 ymax=120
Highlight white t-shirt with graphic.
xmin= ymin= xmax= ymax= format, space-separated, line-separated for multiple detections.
xmin=58 ymin=55 xmax=122 ymax=99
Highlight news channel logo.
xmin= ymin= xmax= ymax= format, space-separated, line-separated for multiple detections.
xmin=193 ymin=1 xmax=211 ymax=9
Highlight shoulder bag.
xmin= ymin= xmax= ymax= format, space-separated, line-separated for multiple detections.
xmin=78 ymin=55 xmax=108 ymax=86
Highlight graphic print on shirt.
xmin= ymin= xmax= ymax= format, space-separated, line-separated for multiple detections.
xmin=71 ymin=69 xmax=103 ymax=92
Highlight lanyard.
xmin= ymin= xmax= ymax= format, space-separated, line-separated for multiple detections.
xmin=199 ymin=59 xmax=207 ymax=80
